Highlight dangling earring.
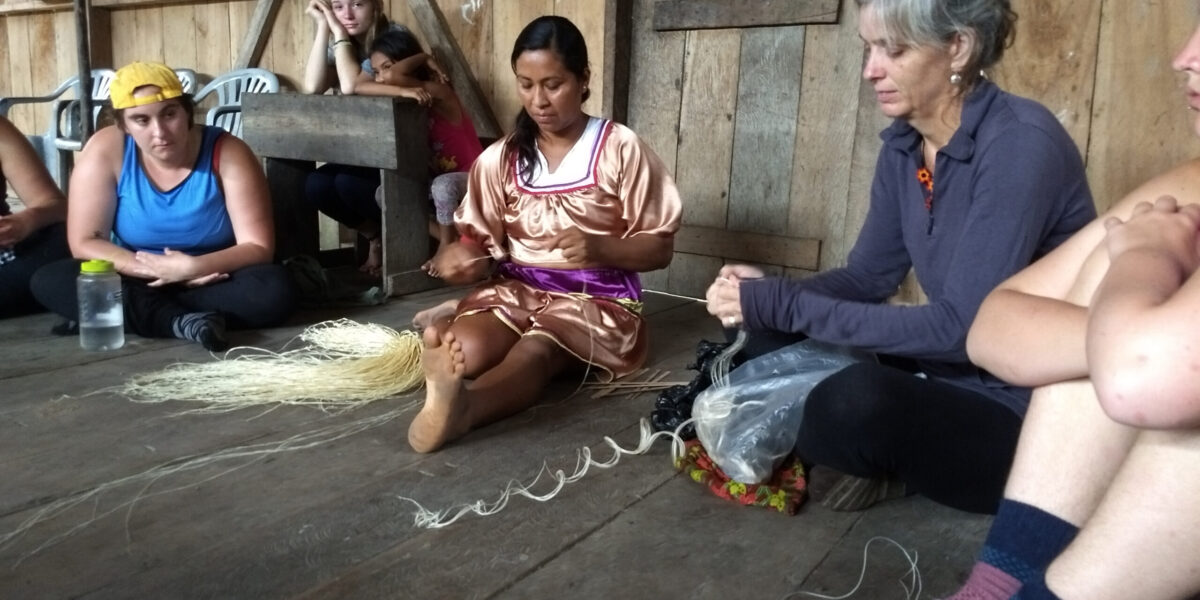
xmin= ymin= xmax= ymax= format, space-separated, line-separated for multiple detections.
xmin=949 ymin=71 xmax=964 ymax=85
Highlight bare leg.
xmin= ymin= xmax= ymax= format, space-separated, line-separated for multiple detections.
xmin=1004 ymin=241 xmax=1136 ymax=525
xmin=356 ymin=221 xmax=383 ymax=276
xmin=422 ymin=219 xmax=440 ymax=274
xmin=458 ymin=335 xmax=573 ymax=428
xmin=360 ymin=237 xmax=383 ymax=276
xmin=437 ymin=223 xmax=456 ymax=246
xmin=947 ymin=242 xmax=1130 ymax=600
xmin=1045 ymin=429 xmax=1200 ymax=600
xmin=1004 ymin=380 xmax=1138 ymax=525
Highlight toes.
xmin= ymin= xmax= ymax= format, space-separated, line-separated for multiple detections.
xmin=422 ymin=326 xmax=441 ymax=348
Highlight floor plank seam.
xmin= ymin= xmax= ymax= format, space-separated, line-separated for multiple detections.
xmin=789 ymin=511 xmax=868 ymax=594
xmin=483 ymin=471 xmax=681 ymax=600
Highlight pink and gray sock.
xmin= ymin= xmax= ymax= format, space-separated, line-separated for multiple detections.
xmin=943 ymin=500 xmax=1077 ymax=600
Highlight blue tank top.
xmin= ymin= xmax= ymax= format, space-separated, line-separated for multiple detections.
xmin=112 ymin=125 xmax=234 ymax=254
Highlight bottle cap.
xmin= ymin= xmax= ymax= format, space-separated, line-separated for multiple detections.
xmin=79 ymin=259 xmax=116 ymax=274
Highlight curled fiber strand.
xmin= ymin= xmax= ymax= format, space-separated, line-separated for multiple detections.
xmin=782 ymin=536 xmax=923 ymax=600
xmin=397 ymin=417 xmax=692 ymax=528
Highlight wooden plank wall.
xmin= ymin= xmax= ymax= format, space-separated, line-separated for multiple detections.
xmin=633 ymin=0 xmax=1200 ymax=297
xmin=1 ymin=0 xmax=1199 ymax=298
xmin=0 ymin=0 xmax=612 ymax=138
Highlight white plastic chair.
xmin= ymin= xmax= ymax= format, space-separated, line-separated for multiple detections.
xmin=193 ymin=68 xmax=279 ymax=138
xmin=0 ymin=69 xmax=116 ymax=190
xmin=0 ymin=68 xmax=201 ymax=191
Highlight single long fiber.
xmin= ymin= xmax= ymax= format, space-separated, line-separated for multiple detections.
xmin=709 ymin=328 xmax=749 ymax=389
xmin=117 ymin=319 xmax=424 ymax=413
xmin=784 ymin=536 xmax=923 ymax=600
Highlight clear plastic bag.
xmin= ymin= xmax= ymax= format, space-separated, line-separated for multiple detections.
xmin=692 ymin=338 xmax=870 ymax=484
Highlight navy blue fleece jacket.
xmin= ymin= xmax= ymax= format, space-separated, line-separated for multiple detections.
xmin=740 ymin=81 xmax=1096 ymax=415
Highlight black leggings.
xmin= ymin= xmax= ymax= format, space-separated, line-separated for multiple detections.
xmin=30 ymin=258 xmax=298 ymax=338
xmin=725 ymin=328 xmax=1021 ymax=514
xmin=799 ymin=362 xmax=1021 ymax=514
xmin=0 ymin=223 xmax=70 ymax=318
xmin=304 ymin=163 xmax=381 ymax=231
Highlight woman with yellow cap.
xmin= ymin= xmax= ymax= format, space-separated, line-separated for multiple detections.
xmin=30 ymin=61 xmax=296 ymax=350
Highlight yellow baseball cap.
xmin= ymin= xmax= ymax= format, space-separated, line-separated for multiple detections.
xmin=110 ymin=61 xmax=184 ymax=109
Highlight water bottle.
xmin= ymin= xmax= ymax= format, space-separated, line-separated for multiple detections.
xmin=77 ymin=259 xmax=125 ymax=351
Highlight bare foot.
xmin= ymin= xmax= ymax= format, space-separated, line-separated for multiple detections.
xmin=412 ymin=298 xmax=459 ymax=332
xmin=408 ymin=329 xmax=470 ymax=453
xmin=421 ymin=241 xmax=453 ymax=278
xmin=359 ymin=237 xmax=382 ymax=276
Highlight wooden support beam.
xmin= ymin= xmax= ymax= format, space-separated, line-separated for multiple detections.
xmin=601 ymin=0 xmax=632 ymax=123
xmin=672 ymin=225 xmax=820 ymax=271
xmin=73 ymin=0 xmax=92 ymax=142
xmin=653 ymin=0 xmax=840 ymax=31
xmin=87 ymin=6 xmax=111 ymax=67
xmin=407 ymin=0 xmax=502 ymax=140
xmin=234 ymin=0 xmax=283 ymax=69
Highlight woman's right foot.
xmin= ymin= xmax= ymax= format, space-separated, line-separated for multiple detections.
xmin=360 ymin=237 xmax=383 ymax=276
xmin=412 ymin=299 xmax=459 ymax=332
xmin=408 ymin=328 xmax=471 ymax=453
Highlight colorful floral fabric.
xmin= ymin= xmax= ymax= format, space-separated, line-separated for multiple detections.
xmin=675 ymin=439 xmax=807 ymax=514
xmin=916 ymin=166 xmax=933 ymax=212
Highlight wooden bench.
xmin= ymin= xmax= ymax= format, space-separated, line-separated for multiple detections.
xmin=241 ymin=93 xmax=437 ymax=296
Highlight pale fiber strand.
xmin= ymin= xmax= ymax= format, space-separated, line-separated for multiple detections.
xmin=0 ymin=409 xmax=408 ymax=565
xmin=116 ymin=319 xmax=424 ymax=413
xmin=782 ymin=536 xmax=923 ymax=600
xmin=396 ymin=418 xmax=692 ymax=528
xmin=460 ymin=0 xmax=484 ymax=24
xmin=709 ymin=328 xmax=749 ymax=389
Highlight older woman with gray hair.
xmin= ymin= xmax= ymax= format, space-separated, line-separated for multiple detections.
xmin=702 ymin=0 xmax=1095 ymax=514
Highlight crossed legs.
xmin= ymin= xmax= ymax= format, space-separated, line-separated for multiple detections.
xmin=953 ymin=235 xmax=1200 ymax=599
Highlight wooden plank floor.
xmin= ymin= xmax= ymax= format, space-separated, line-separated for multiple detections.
xmin=0 ymin=286 xmax=990 ymax=599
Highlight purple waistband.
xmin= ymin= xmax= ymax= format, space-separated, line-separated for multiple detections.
xmin=497 ymin=262 xmax=642 ymax=300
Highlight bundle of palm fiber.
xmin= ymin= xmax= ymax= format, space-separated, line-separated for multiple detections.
xmin=118 ymin=319 xmax=424 ymax=413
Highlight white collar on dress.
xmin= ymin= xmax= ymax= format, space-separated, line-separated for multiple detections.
xmin=519 ymin=117 xmax=609 ymax=193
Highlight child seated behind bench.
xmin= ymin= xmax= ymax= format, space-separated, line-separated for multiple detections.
xmin=366 ymin=29 xmax=483 ymax=274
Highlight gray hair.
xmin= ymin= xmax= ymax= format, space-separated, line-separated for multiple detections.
xmin=856 ymin=0 xmax=1017 ymax=88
